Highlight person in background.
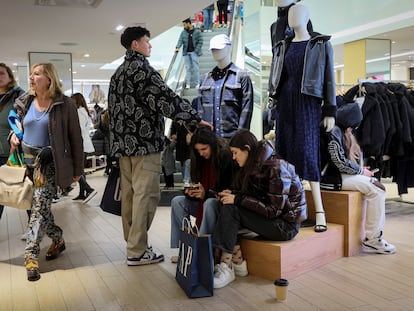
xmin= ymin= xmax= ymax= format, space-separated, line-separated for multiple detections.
xmin=170 ymin=120 xmax=194 ymax=188
xmin=203 ymin=3 xmax=215 ymax=32
xmin=320 ymin=103 xmax=396 ymax=255
xmin=92 ymin=103 xmax=104 ymax=127
xmin=97 ymin=108 xmax=115 ymax=176
xmin=88 ymin=84 xmax=105 ymax=105
xmin=71 ymin=93 xmax=98 ymax=203
xmin=108 ymin=26 xmax=212 ymax=267
xmin=216 ymin=0 xmax=229 ymax=28
xmin=194 ymin=11 xmax=204 ymax=30
xmin=170 ymin=127 xmax=235 ymax=263
xmin=0 ymin=63 xmax=26 ymax=220
xmin=10 ymin=63 xmax=83 ymax=281
xmin=175 ymin=17 xmax=203 ymax=89
xmin=212 ymin=129 xmax=307 ymax=288
xmin=161 ymin=135 xmax=176 ymax=189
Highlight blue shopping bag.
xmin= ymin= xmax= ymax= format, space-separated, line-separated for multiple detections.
xmin=175 ymin=219 xmax=214 ymax=298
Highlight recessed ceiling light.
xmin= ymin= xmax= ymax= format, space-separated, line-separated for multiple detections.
xmin=60 ymin=42 xmax=78 ymax=46
xmin=116 ymin=25 xmax=124 ymax=31
xmin=84 ymin=53 xmax=90 ymax=58
xmin=81 ymin=64 xmax=86 ymax=67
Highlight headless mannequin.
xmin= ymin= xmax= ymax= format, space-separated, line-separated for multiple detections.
xmin=288 ymin=4 xmax=334 ymax=232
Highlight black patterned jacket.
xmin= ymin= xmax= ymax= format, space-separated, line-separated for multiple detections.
xmin=108 ymin=50 xmax=201 ymax=157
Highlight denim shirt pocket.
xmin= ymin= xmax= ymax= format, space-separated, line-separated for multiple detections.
xmin=199 ymin=85 xmax=213 ymax=104
xmin=222 ymin=84 xmax=242 ymax=109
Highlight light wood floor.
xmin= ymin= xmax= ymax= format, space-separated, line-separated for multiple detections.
xmin=1 ymin=172 xmax=414 ymax=311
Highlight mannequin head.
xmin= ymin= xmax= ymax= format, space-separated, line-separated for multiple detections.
xmin=277 ymin=0 xmax=296 ymax=7
xmin=209 ymin=34 xmax=232 ymax=68
xmin=288 ymin=4 xmax=309 ymax=31
xmin=288 ymin=3 xmax=309 ymax=30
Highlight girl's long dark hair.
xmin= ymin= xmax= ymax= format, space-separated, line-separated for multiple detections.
xmin=189 ymin=126 xmax=231 ymax=183
xmin=71 ymin=92 xmax=92 ymax=117
xmin=229 ymin=129 xmax=267 ymax=193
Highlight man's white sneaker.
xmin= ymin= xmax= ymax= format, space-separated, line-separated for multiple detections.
xmin=214 ymin=262 xmax=235 ymax=289
xmin=233 ymin=260 xmax=248 ymax=277
xmin=127 ymin=247 xmax=164 ymax=266
xmin=362 ymin=237 xmax=396 ymax=254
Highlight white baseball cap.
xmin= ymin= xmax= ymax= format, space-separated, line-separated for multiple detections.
xmin=209 ymin=34 xmax=232 ymax=50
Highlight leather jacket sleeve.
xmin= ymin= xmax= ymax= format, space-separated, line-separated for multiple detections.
xmin=236 ymin=157 xmax=307 ymax=223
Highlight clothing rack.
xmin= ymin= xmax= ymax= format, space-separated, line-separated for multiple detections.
xmin=351 ymin=79 xmax=414 ymax=203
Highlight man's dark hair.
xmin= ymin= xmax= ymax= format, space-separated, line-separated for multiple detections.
xmin=120 ymin=26 xmax=150 ymax=49
xmin=182 ymin=18 xmax=191 ymax=24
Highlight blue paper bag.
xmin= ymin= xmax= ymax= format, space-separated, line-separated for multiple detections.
xmin=175 ymin=219 xmax=214 ymax=298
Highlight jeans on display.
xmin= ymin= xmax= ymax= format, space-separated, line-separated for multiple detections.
xmin=183 ymin=52 xmax=200 ymax=87
xmin=341 ymin=174 xmax=386 ymax=239
xmin=170 ymin=196 xmax=220 ymax=248
xmin=181 ymin=159 xmax=191 ymax=184
xmin=213 ymin=204 xmax=299 ymax=254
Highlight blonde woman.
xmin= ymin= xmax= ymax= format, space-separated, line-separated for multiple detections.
xmin=10 ymin=63 xmax=83 ymax=281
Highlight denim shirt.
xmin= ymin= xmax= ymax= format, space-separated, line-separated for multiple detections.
xmin=197 ymin=63 xmax=253 ymax=139
xmin=268 ymin=33 xmax=337 ymax=118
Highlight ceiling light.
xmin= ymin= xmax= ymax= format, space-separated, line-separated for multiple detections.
xmin=81 ymin=64 xmax=86 ymax=67
xmin=34 ymin=0 xmax=102 ymax=8
xmin=116 ymin=25 xmax=124 ymax=31
xmin=60 ymin=42 xmax=78 ymax=46
xmin=83 ymin=53 xmax=90 ymax=58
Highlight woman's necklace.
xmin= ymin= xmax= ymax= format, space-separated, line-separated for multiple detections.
xmin=33 ymin=101 xmax=51 ymax=121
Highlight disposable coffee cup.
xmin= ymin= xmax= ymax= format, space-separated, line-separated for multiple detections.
xmin=274 ymin=278 xmax=289 ymax=301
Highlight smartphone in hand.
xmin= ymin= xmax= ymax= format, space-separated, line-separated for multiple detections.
xmin=208 ymin=189 xmax=218 ymax=197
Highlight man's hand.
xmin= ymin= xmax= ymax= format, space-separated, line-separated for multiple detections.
xmin=198 ymin=120 xmax=213 ymax=131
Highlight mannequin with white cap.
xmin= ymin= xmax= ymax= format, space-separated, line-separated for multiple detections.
xmin=196 ymin=34 xmax=253 ymax=139
xmin=268 ymin=3 xmax=337 ymax=232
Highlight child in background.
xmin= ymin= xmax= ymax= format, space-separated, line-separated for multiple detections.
xmin=162 ymin=136 xmax=176 ymax=189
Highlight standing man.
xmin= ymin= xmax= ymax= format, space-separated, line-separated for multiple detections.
xmin=108 ymin=26 xmax=211 ymax=266
xmin=175 ymin=18 xmax=203 ymax=89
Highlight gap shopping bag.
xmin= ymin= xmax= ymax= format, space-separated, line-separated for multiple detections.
xmin=99 ymin=166 xmax=121 ymax=216
xmin=175 ymin=218 xmax=214 ymax=298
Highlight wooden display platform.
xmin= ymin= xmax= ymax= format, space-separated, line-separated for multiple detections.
xmin=305 ymin=190 xmax=364 ymax=256
xmin=240 ymin=223 xmax=344 ymax=281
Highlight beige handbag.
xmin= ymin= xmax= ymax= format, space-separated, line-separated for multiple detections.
xmin=0 ymin=151 xmax=34 ymax=210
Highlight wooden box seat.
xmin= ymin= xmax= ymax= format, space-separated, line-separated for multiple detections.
xmin=305 ymin=190 xmax=364 ymax=256
xmin=240 ymin=224 xmax=344 ymax=281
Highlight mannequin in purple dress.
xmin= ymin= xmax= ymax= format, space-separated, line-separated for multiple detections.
xmin=269 ymin=4 xmax=336 ymax=232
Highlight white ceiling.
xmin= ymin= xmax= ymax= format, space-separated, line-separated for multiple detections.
xmin=0 ymin=0 xmax=212 ymax=81
xmin=1 ymin=0 xmax=414 ymax=84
